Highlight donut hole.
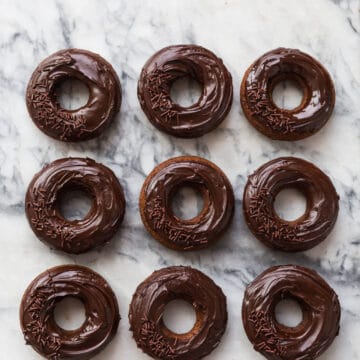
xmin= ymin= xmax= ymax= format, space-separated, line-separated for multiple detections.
xmin=55 ymin=77 xmax=90 ymax=110
xmin=163 ymin=299 xmax=197 ymax=334
xmin=171 ymin=185 xmax=204 ymax=220
xmin=56 ymin=186 xmax=94 ymax=221
xmin=274 ymin=188 xmax=307 ymax=221
xmin=275 ymin=298 xmax=303 ymax=328
xmin=272 ymin=79 xmax=304 ymax=110
xmin=170 ymin=75 xmax=202 ymax=107
xmin=54 ymin=297 xmax=86 ymax=331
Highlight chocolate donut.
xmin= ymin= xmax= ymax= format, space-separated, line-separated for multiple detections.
xmin=26 ymin=49 xmax=121 ymax=141
xmin=129 ymin=266 xmax=227 ymax=360
xmin=240 ymin=48 xmax=335 ymax=140
xmin=243 ymin=157 xmax=339 ymax=252
xmin=138 ymin=45 xmax=233 ymax=138
xmin=139 ymin=156 xmax=234 ymax=251
xmin=20 ymin=265 xmax=120 ymax=360
xmin=25 ymin=157 xmax=125 ymax=254
xmin=242 ymin=265 xmax=341 ymax=360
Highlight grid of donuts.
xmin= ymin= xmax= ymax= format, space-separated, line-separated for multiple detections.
xmin=20 ymin=45 xmax=340 ymax=360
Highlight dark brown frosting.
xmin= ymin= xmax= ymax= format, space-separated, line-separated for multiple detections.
xmin=129 ymin=266 xmax=227 ymax=360
xmin=140 ymin=156 xmax=234 ymax=251
xmin=25 ymin=157 xmax=126 ymax=254
xmin=138 ymin=45 xmax=233 ymax=138
xmin=240 ymin=48 xmax=335 ymax=140
xmin=20 ymin=265 xmax=120 ymax=360
xmin=26 ymin=48 xmax=121 ymax=142
xmin=242 ymin=265 xmax=341 ymax=360
xmin=243 ymin=157 xmax=339 ymax=251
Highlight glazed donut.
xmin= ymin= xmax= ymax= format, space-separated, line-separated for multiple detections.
xmin=139 ymin=156 xmax=234 ymax=251
xmin=240 ymin=48 xmax=335 ymax=140
xmin=129 ymin=266 xmax=227 ymax=360
xmin=26 ymin=48 xmax=121 ymax=141
xmin=25 ymin=157 xmax=125 ymax=254
xmin=242 ymin=265 xmax=341 ymax=360
xmin=20 ymin=265 xmax=120 ymax=360
xmin=243 ymin=157 xmax=339 ymax=252
xmin=138 ymin=45 xmax=233 ymax=138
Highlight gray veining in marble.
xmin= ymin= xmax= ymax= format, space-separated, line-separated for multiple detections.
xmin=0 ymin=0 xmax=359 ymax=359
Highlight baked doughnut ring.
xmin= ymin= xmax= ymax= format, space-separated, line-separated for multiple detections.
xmin=20 ymin=265 xmax=120 ymax=360
xmin=240 ymin=48 xmax=335 ymax=140
xmin=25 ymin=157 xmax=125 ymax=254
xmin=243 ymin=157 xmax=339 ymax=251
xmin=139 ymin=156 xmax=234 ymax=251
xmin=26 ymin=48 xmax=121 ymax=141
xmin=129 ymin=266 xmax=227 ymax=360
xmin=138 ymin=45 xmax=233 ymax=138
xmin=242 ymin=265 xmax=341 ymax=360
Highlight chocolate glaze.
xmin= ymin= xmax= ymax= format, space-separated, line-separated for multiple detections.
xmin=240 ymin=48 xmax=335 ymax=140
xmin=139 ymin=156 xmax=234 ymax=251
xmin=20 ymin=265 xmax=120 ymax=360
xmin=25 ymin=157 xmax=125 ymax=254
xmin=129 ymin=266 xmax=227 ymax=360
xmin=242 ymin=265 xmax=341 ymax=360
xmin=26 ymin=48 xmax=121 ymax=141
xmin=243 ymin=157 xmax=339 ymax=251
xmin=138 ymin=45 xmax=233 ymax=138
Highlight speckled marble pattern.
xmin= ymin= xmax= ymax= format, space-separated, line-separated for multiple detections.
xmin=0 ymin=0 xmax=359 ymax=359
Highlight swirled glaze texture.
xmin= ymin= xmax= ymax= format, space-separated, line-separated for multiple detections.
xmin=138 ymin=45 xmax=233 ymax=138
xmin=20 ymin=265 xmax=120 ymax=360
xmin=26 ymin=48 xmax=121 ymax=141
xmin=140 ymin=156 xmax=234 ymax=251
xmin=240 ymin=48 xmax=335 ymax=140
xmin=129 ymin=266 xmax=227 ymax=360
xmin=243 ymin=157 xmax=339 ymax=251
xmin=25 ymin=157 xmax=125 ymax=254
xmin=242 ymin=265 xmax=341 ymax=360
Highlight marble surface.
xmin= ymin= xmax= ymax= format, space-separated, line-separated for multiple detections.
xmin=0 ymin=0 xmax=359 ymax=359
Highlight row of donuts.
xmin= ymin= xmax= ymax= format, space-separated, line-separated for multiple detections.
xmin=26 ymin=45 xmax=335 ymax=142
xmin=25 ymin=155 xmax=339 ymax=254
xmin=20 ymin=263 xmax=340 ymax=360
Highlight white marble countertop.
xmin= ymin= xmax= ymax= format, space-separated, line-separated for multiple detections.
xmin=0 ymin=0 xmax=359 ymax=359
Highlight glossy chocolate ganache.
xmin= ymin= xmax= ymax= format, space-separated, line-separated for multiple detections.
xmin=20 ymin=265 xmax=120 ymax=360
xmin=26 ymin=48 xmax=121 ymax=141
xmin=140 ymin=156 xmax=234 ymax=251
xmin=25 ymin=157 xmax=126 ymax=254
xmin=243 ymin=157 xmax=339 ymax=252
xmin=129 ymin=266 xmax=227 ymax=360
xmin=138 ymin=45 xmax=233 ymax=138
xmin=242 ymin=265 xmax=341 ymax=360
xmin=241 ymin=48 xmax=335 ymax=140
